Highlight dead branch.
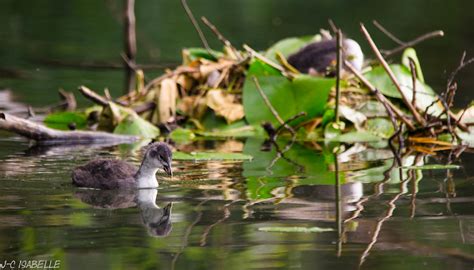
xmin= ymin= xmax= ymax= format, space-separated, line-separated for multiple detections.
xmin=374 ymin=20 xmax=444 ymax=57
xmin=78 ymin=86 xmax=109 ymax=106
xmin=200 ymin=16 xmax=242 ymax=61
xmin=243 ymin=44 xmax=290 ymax=77
xmin=180 ymin=0 xmax=214 ymax=57
xmin=360 ymin=23 xmax=427 ymax=127
xmin=252 ymin=76 xmax=295 ymax=135
xmin=58 ymin=89 xmax=77 ymax=111
xmin=0 ymin=113 xmax=138 ymax=145
xmin=335 ymin=29 xmax=342 ymax=123
xmin=372 ymin=20 xmax=404 ymax=45
xmin=124 ymin=0 xmax=137 ymax=93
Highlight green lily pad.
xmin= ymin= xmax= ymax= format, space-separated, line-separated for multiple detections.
xmin=169 ymin=128 xmax=195 ymax=142
xmin=44 ymin=112 xmax=87 ymax=130
xmin=173 ymin=152 xmax=253 ymax=161
xmin=113 ymin=114 xmax=160 ymax=139
xmin=258 ymin=226 xmax=334 ymax=233
xmin=183 ymin=47 xmax=223 ymax=62
xmin=364 ymin=64 xmax=443 ymax=116
xmin=330 ymin=131 xmax=383 ymax=143
xmin=243 ymin=59 xmax=334 ymax=127
xmin=402 ymin=48 xmax=425 ymax=83
xmin=366 ymin=118 xmax=395 ymax=139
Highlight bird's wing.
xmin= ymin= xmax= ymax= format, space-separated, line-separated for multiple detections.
xmin=72 ymin=159 xmax=137 ymax=189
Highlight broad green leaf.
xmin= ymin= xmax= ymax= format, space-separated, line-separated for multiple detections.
xmin=182 ymin=47 xmax=223 ymax=63
xmin=258 ymin=226 xmax=334 ymax=233
xmin=364 ymin=64 xmax=443 ymax=116
xmin=44 ymin=112 xmax=87 ymax=130
xmin=113 ymin=114 xmax=160 ymax=139
xmin=402 ymin=48 xmax=425 ymax=82
xmin=169 ymin=128 xmax=195 ymax=143
xmin=196 ymin=125 xmax=265 ymax=138
xmin=264 ymin=34 xmax=321 ymax=62
xmin=243 ymin=59 xmax=334 ymax=127
xmin=173 ymin=152 xmax=253 ymax=161
xmin=330 ymin=131 xmax=382 ymax=143
xmin=366 ymin=118 xmax=394 ymax=139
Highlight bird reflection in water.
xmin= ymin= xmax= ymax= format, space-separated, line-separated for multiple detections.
xmin=74 ymin=188 xmax=173 ymax=237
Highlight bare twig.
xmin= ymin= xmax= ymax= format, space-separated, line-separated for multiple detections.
xmin=243 ymin=44 xmax=289 ymax=77
xmin=408 ymin=58 xmax=417 ymax=108
xmin=335 ymin=29 xmax=342 ymax=123
xmin=373 ymin=20 xmax=404 ymax=45
xmin=382 ymin=30 xmax=444 ymax=57
xmin=274 ymin=112 xmax=307 ymax=136
xmin=180 ymin=0 xmax=214 ymax=57
xmin=252 ymin=76 xmax=295 ymax=134
xmin=360 ymin=23 xmax=427 ymax=127
xmin=78 ymin=86 xmax=109 ymax=106
xmin=124 ymin=0 xmax=137 ymax=93
xmin=201 ymin=16 xmax=242 ymax=61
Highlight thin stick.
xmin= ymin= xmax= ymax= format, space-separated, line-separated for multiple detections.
xmin=360 ymin=23 xmax=427 ymax=127
xmin=408 ymin=57 xmax=417 ymax=108
xmin=243 ymin=44 xmax=289 ymax=76
xmin=180 ymin=0 xmax=214 ymax=56
xmin=252 ymin=77 xmax=285 ymax=125
xmin=344 ymin=60 xmax=416 ymax=130
xmin=124 ymin=0 xmax=137 ymax=93
xmin=201 ymin=16 xmax=242 ymax=61
xmin=383 ymin=30 xmax=444 ymax=57
xmin=78 ymin=86 xmax=109 ymax=106
xmin=373 ymin=20 xmax=404 ymax=45
xmin=335 ymin=29 xmax=342 ymax=123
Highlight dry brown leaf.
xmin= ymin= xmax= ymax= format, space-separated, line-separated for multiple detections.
xmin=206 ymin=89 xmax=244 ymax=123
xmin=156 ymin=78 xmax=178 ymax=124
xmin=177 ymin=95 xmax=207 ymax=119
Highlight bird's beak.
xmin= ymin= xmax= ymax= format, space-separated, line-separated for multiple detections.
xmin=163 ymin=162 xmax=172 ymax=177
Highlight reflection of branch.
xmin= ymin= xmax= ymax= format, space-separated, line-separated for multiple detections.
xmin=171 ymin=198 xmax=209 ymax=270
xmin=359 ymin=174 xmax=410 ymax=266
xmin=200 ymin=201 xmax=235 ymax=246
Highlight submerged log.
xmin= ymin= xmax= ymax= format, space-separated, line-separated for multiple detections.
xmin=0 ymin=113 xmax=139 ymax=145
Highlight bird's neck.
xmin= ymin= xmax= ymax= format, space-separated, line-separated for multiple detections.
xmin=135 ymin=160 xmax=159 ymax=189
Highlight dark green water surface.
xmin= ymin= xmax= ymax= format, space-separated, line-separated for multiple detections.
xmin=0 ymin=136 xmax=473 ymax=270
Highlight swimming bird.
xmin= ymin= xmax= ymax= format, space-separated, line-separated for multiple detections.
xmin=72 ymin=142 xmax=172 ymax=189
xmin=287 ymin=38 xmax=364 ymax=75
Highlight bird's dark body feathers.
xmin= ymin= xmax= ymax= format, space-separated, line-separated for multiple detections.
xmin=288 ymin=39 xmax=338 ymax=74
xmin=72 ymin=159 xmax=137 ymax=189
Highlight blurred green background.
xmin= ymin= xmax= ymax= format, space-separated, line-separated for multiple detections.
xmin=1 ymin=0 xmax=474 ymax=107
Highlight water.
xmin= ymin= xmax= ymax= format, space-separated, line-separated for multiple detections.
xmin=0 ymin=136 xmax=473 ymax=269
xmin=1 ymin=1 xmax=474 ymax=269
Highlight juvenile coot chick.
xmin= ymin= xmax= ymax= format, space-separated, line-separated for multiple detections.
xmin=72 ymin=142 xmax=172 ymax=189
xmin=287 ymin=38 xmax=364 ymax=75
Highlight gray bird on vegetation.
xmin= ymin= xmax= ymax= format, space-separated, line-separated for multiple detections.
xmin=288 ymin=38 xmax=364 ymax=75
xmin=72 ymin=142 xmax=172 ymax=189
